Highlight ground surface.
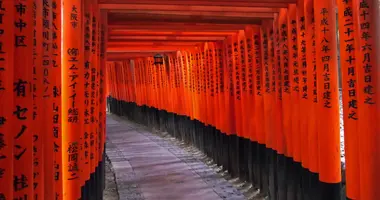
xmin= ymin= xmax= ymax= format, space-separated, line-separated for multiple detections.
xmin=103 ymin=155 xmax=119 ymax=200
xmin=105 ymin=114 xmax=263 ymax=200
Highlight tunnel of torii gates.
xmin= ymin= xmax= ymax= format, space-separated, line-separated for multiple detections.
xmin=0 ymin=0 xmax=379 ymax=200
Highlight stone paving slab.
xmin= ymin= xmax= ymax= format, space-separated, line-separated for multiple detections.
xmin=106 ymin=114 xmax=246 ymax=200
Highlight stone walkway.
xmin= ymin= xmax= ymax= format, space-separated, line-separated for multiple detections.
xmin=106 ymin=114 xmax=246 ymax=200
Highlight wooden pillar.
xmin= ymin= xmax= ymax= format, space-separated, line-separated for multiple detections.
xmin=262 ymin=21 xmax=276 ymax=151
xmin=272 ymin=15 xmax=285 ymax=156
xmin=83 ymin=0 xmax=92 ymax=185
xmin=337 ymin=0 xmax=360 ymax=198
xmin=260 ymin=21 xmax=271 ymax=195
xmin=0 ymin=1 xmax=14 ymax=200
xmin=142 ymin=59 xmax=149 ymax=110
xmin=268 ymin=19 xmax=278 ymax=198
xmin=216 ymin=43 xmax=225 ymax=134
xmin=224 ymin=37 xmax=236 ymax=135
xmin=314 ymin=0 xmax=342 ymax=198
xmin=13 ymin=0 xmax=34 ymax=199
xmin=90 ymin=1 xmax=99 ymax=178
xmin=52 ymin=0 xmax=63 ymax=199
xmin=174 ymin=54 xmax=180 ymax=115
xmin=62 ymin=0 xmax=84 ymax=199
xmin=287 ymin=4 xmax=300 ymax=163
xmin=296 ymin=0 xmax=309 ymax=169
xmin=352 ymin=0 xmax=380 ymax=198
xmin=42 ymin=1 xmax=55 ymax=199
xmin=304 ymin=0 xmax=319 ymax=176
xmin=252 ymin=27 xmax=264 ymax=147
xmin=135 ymin=60 xmax=141 ymax=107
xmin=233 ymin=35 xmax=243 ymax=138
xmin=94 ymin=1 xmax=100 ymax=177
xmin=152 ymin=58 xmax=158 ymax=110
xmin=155 ymin=57 xmax=160 ymax=111
xmin=237 ymin=31 xmax=248 ymax=140
xmin=108 ymin=63 xmax=115 ymax=104
xmin=120 ymin=62 xmax=127 ymax=106
xmin=99 ymin=15 xmax=106 ymax=161
xmin=273 ymin=12 xmax=288 ymax=199
xmin=147 ymin=59 xmax=154 ymax=109
xmin=208 ymin=43 xmax=216 ymax=127
xmin=252 ymin=25 xmax=265 ymax=189
xmin=215 ymin=43 xmax=224 ymax=132
xmin=278 ymin=8 xmax=292 ymax=158
xmin=245 ymin=26 xmax=257 ymax=142
xmin=189 ymin=52 xmax=197 ymax=121
xmin=162 ymin=57 xmax=166 ymax=111
xmin=199 ymin=48 xmax=206 ymax=124
xmin=167 ymin=57 xmax=174 ymax=114
xmin=33 ymin=1 xmax=44 ymax=199
xmin=191 ymin=51 xmax=197 ymax=121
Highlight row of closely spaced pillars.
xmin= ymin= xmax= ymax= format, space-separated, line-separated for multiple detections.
xmin=0 ymin=0 xmax=107 ymax=200
xmin=106 ymin=0 xmax=380 ymax=199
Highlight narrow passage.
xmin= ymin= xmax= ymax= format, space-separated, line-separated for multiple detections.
xmin=106 ymin=114 xmax=247 ymax=200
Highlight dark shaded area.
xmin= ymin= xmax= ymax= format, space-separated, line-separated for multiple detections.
xmin=80 ymin=148 xmax=106 ymax=200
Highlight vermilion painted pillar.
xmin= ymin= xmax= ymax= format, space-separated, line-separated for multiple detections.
xmin=287 ymin=4 xmax=300 ymax=163
xmin=252 ymin=26 xmax=265 ymax=189
xmin=304 ymin=0 xmax=319 ymax=176
xmin=272 ymin=15 xmax=285 ymax=156
xmin=167 ymin=57 xmax=174 ymax=114
xmin=224 ymin=38 xmax=235 ymax=136
xmin=208 ymin=43 xmax=216 ymax=127
xmin=0 ymin=1 xmax=14 ymax=200
xmin=83 ymin=0 xmax=92 ymax=185
xmin=215 ymin=43 xmax=224 ymax=132
xmin=248 ymin=27 xmax=261 ymax=146
xmin=215 ymin=43 xmax=225 ymax=134
xmin=99 ymin=13 xmax=107 ymax=195
xmin=33 ymin=1 xmax=44 ymax=199
xmin=273 ymin=12 xmax=288 ymax=199
xmin=62 ymin=0 xmax=84 ymax=199
xmin=51 ymin=0 xmax=63 ymax=198
xmin=13 ymin=1 xmax=34 ymax=200
xmin=193 ymin=52 xmax=200 ymax=121
xmin=148 ymin=59 xmax=154 ymax=109
xmin=199 ymin=47 xmax=207 ymax=125
xmin=142 ymin=59 xmax=149 ymax=109
xmin=42 ymin=0 xmax=56 ymax=198
xmin=314 ymin=0 xmax=342 ymax=198
xmin=238 ymin=31 xmax=249 ymax=140
xmin=337 ymin=0 xmax=360 ymax=198
xmin=245 ymin=27 xmax=255 ymax=142
xmin=260 ymin=22 xmax=271 ymax=195
xmin=262 ymin=21 xmax=276 ymax=151
xmin=352 ymin=0 xmax=380 ymax=198
xmin=296 ymin=0 xmax=309 ymax=170
xmin=91 ymin=1 xmax=99 ymax=177
xmin=192 ymin=51 xmax=198 ymax=120
xmin=297 ymin=0 xmax=311 ymax=198
xmin=278 ymin=8 xmax=292 ymax=158
xmin=232 ymin=34 xmax=243 ymax=138
xmin=304 ymin=0 xmax=321 ymax=199
xmin=267 ymin=19 xmax=278 ymax=198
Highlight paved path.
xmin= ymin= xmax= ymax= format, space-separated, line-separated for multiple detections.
xmin=106 ymin=114 xmax=246 ymax=200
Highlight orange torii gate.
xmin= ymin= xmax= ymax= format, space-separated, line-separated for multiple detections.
xmin=0 ymin=0 xmax=378 ymax=200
